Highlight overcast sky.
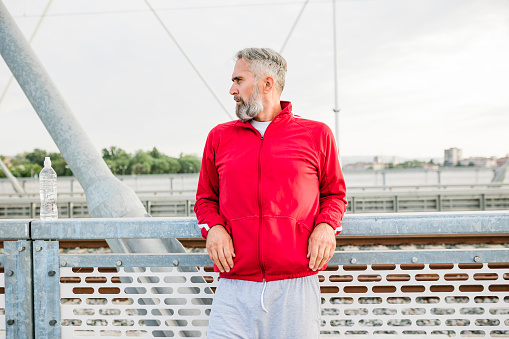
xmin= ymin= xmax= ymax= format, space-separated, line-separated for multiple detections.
xmin=1 ymin=0 xmax=508 ymax=161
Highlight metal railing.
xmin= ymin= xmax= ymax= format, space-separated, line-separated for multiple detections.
xmin=0 ymin=212 xmax=508 ymax=338
xmin=1 ymin=189 xmax=509 ymax=219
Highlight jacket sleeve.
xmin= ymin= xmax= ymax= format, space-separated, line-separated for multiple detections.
xmin=194 ymin=129 xmax=227 ymax=239
xmin=314 ymin=125 xmax=347 ymax=235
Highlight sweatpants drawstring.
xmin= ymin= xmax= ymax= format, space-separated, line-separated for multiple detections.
xmin=260 ymin=281 xmax=268 ymax=313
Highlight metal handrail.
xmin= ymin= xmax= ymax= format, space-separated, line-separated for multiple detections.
xmin=2 ymin=211 xmax=509 ymax=240
xmin=26 ymin=211 xmax=509 ymax=239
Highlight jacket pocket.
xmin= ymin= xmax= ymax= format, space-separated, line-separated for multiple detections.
xmin=225 ymin=217 xmax=261 ymax=277
xmin=262 ymin=217 xmax=312 ymax=276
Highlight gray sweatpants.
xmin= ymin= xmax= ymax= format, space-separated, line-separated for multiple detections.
xmin=207 ymin=275 xmax=321 ymax=339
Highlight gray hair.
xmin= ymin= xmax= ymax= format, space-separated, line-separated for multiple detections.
xmin=235 ymin=48 xmax=287 ymax=93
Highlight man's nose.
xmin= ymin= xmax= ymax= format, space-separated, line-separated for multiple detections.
xmin=230 ymin=84 xmax=237 ymax=96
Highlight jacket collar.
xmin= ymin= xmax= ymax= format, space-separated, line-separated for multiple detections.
xmin=234 ymin=101 xmax=293 ymax=129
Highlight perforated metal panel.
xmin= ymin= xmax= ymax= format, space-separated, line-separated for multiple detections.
xmin=60 ymin=266 xmax=217 ymax=338
xmin=320 ymin=263 xmax=509 ymax=337
xmin=60 ymin=263 xmax=509 ymax=338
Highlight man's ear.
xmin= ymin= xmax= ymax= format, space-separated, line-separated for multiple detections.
xmin=263 ymin=76 xmax=275 ymax=93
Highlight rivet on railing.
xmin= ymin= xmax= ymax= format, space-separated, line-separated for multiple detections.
xmin=350 ymin=258 xmax=357 ymax=264
xmin=48 ymin=270 xmax=56 ymax=276
xmin=116 ymin=261 xmax=122 ymax=266
xmin=173 ymin=260 xmax=179 ymax=266
xmin=18 ymin=246 xmax=25 ymax=252
xmin=7 ymin=320 xmax=15 ymax=326
xmin=7 ymin=270 xmax=14 ymax=276
xmin=474 ymin=256 xmax=481 ymax=263
xmin=61 ymin=261 xmax=67 ymax=267
xmin=49 ymin=320 xmax=57 ymax=326
xmin=411 ymin=257 xmax=418 ymax=263
xmin=36 ymin=246 xmax=43 ymax=252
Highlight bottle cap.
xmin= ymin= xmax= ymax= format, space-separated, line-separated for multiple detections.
xmin=44 ymin=157 xmax=51 ymax=167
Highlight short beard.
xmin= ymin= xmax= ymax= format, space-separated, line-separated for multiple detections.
xmin=235 ymin=84 xmax=263 ymax=122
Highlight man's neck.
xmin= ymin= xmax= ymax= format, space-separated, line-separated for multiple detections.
xmin=253 ymin=100 xmax=282 ymax=122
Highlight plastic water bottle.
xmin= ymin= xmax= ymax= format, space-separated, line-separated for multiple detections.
xmin=39 ymin=156 xmax=58 ymax=220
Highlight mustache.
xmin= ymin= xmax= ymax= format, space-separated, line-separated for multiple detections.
xmin=234 ymin=96 xmax=244 ymax=103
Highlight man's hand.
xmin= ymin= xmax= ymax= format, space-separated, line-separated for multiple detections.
xmin=307 ymin=223 xmax=336 ymax=271
xmin=206 ymin=225 xmax=236 ymax=273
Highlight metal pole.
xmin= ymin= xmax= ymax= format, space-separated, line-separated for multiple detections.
xmin=0 ymin=1 xmax=141 ymax=215
xmin=0 ymin=157 xmax=25 ymax=195
xmin=332 ymin=0 xmax=340 ymax=151
xmin=0 ymin=7 xmax=197 ymax=334
xmin=0 ymin=1 xmax=186 ymax=255
xmin=492 ymin=159 xmax=509 ymax=183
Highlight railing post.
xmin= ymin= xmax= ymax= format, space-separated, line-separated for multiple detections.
xmin=185 ymin=199 xmax=190 ymax=216
xmin=67 ymin=202 xmax=73 ymax=218
xmin=29 ymin=202 xmax=36 ymax=218
xmin=4 ymin=240 xmax=34 ymax=339
xmin=33 ymin=240 xmax=60 ymax=339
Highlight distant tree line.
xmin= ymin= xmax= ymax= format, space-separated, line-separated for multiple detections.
xmin=385 ymin=159 xmax=475 ymax=169
xmin=386 ymin=159 xmax=434 ymax=169
xmin=0 ymin=147 xmax=201 ymax=178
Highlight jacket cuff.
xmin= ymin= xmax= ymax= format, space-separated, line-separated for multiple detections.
xmin=315 ymin=217 xmax=343 ymax=236
xmin=198 ymin=217 xmax=228 ymax=239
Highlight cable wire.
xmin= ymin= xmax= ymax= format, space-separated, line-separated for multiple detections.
xmin=280 ymin=0 xmax=310 ymax=54
xmin=144 ymin=0 xmax=234 ymax=121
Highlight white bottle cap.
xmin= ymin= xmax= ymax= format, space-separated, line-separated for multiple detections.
xmin=44 ymin=157 xmax=51 ymax=167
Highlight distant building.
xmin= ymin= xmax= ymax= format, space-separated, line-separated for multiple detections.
xmin=423 ymin=163 xmax=440 ymax=170
xmin=444 ymin=148 xmax=462 ymax=167
xmin=372 ymin=156 xmax=385 ymax=170
xmin=459 ymin=157 xmax=497 ymax=168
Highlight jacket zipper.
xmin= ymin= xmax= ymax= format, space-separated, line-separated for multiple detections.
xmin=257 ymin=135 xmax=266 ymax=281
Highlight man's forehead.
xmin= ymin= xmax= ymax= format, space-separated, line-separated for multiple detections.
xmin=232 ymin=59 xmax=252 ymax=78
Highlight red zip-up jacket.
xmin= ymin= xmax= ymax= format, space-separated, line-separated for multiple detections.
xmin=194 ymin=101 xmax=347 ymax=282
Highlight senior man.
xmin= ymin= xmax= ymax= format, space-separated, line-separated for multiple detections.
xmin=194 ymin=47 xmax=347 ymax=339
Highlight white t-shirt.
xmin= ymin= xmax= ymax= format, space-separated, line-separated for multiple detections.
xmin=250 ymin=120 xmax=272 ymax=137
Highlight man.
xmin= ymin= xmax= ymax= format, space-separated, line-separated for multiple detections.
xmin=194 ymin=47 xmax=347 ymax=338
